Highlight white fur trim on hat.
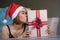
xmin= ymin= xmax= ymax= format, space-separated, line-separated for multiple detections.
xmin=12 ymin=6 xmax=24 ymax=20
xmin=3 ymin=19 xmax=7 ymax=24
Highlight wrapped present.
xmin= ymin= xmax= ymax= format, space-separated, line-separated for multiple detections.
xmin=27 ymin=9 xmax=48 ymax=37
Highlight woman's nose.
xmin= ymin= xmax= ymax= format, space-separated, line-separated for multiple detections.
xmin=26 ymin=15 xmax=28 ymax=17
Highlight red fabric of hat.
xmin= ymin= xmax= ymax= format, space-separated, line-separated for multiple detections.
xmin=3 ymin=2 xmax=24 ymax=23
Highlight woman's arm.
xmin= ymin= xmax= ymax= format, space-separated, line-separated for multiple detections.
xmin=2 ymin=26 xmax=9 ymax=39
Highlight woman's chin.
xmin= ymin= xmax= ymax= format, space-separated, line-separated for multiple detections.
xmin=24 ymin=22 xmax=27 ymax=24
xmin=24 ymin=21 xmax=28 ymax=24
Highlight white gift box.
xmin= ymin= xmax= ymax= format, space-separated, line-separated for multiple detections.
xmin=27 ymin=9 xmax=48 ymax=37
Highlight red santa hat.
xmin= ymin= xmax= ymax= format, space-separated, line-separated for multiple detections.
xmin=3 ymin=2 xmax=24 ymax=23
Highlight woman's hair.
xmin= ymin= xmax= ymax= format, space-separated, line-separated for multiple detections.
xmin=13 ymin=14 xmax=21 ymax=25
xmin=13 ymin=12 xmax=28 ymax=33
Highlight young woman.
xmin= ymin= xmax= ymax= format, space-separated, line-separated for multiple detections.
xmin=2 ymin=2 xmax=51 ymax=39
xmin=2 ymin=2 xmax=31 ymax=39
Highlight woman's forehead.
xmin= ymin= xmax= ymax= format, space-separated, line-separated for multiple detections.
xmin=21 ymin=8 xmax=27 ymax=12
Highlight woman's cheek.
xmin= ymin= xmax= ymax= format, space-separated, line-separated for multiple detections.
xmin=23 ymin=16 xmax=27 ymax=22
xmin=19 ymin=15 xmax=27 ymax=23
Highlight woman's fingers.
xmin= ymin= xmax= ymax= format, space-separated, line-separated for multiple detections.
xmin=23 ymin=30 xmax=31 ymax=37
xmin=26 ymin=30 xmax=31 ymax=35
xmin=47 ymin=26 xmax=52 ymax=36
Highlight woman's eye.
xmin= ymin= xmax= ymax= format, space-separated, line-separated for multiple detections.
xmin=25 ymin=12 xmax=27 ymax=15
xmin=22 ymin=13 xmax=24 ymax=14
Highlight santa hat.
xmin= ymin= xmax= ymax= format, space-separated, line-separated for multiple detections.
xmin=3 ymin=2 xmax=24 ymax=23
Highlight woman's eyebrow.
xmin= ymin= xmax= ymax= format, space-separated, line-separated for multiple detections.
xmin=22 ymin=11 xmax=26 ymax=13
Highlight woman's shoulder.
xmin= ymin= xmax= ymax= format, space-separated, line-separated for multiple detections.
xmin=2 ymin=25 xmax=9 ymax=33
xmin=2 ymin=25 xmax=10 ymax=38
xmin=2 ymin=24 xmax=12 ymax=30
xmin=2 ymin=25 xmax=8 ymax=30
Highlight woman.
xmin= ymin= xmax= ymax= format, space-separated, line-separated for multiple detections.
xmin=2 ymin=2 xmax=51 ymax=39
xmin=2 ymin=2 xmax=30 ymax=38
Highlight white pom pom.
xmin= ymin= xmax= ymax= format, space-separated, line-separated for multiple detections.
xmin=3 ymin=19 xmax=7 ymax=24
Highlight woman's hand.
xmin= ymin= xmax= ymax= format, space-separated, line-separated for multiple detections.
xmin=23 ymin=30 xmax=31 ymax=38
xmin=18 ymin=30 xmax=31 ymax=38
xmin=47 ymin=26 xmax=51 ymax=36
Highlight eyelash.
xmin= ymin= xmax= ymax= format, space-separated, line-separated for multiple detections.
xmin=22 ymin=12 xmax=27 ymax=15
xmin=22 ymin=13 xmax=24 ymax=14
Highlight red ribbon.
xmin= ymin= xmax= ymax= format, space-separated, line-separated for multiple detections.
xmin=28 ymin=10 xmax=48 ymax=37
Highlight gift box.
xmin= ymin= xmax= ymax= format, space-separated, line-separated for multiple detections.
xmin=27 ymin=9 xmax=48 ymax=37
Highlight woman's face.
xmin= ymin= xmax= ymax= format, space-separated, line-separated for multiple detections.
xmin=18 ymin=8 xmax=27 ymax=23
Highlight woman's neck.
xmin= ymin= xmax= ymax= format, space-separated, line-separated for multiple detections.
xmin=13 ymin=23 xmax=23 ymax=30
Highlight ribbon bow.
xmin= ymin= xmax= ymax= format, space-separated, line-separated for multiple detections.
xmin=31 ymin=18 xmax=43 ymax=29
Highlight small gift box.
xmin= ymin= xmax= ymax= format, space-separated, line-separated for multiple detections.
xmin=27 ymin=9 xmax=48 ymax=37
